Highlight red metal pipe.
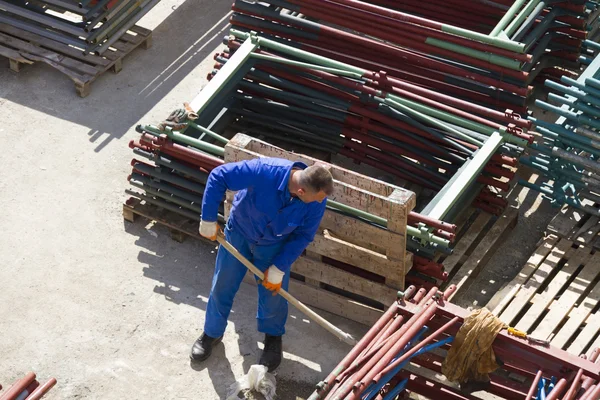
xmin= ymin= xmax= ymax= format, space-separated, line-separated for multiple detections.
xmin=25 ymin=378 xmax=57 ymax=400
xmin=311 ymin=302 xmax=400 ymax=399
xmin=544 ymin=378 xmax=567 ymax=400
xmin=229 ymin=38 xmax=527 ymax=112
xmin=525 ymin=370 xmax=543 ymax=400
xmin=411 ymin=288 xmax=427 ymax=304
xmin=287 ymin=0 xmax=530 ymax=82
xmin=563 ymin=368 xmax=583 ymax=400
xmin=0 ymin=372 xmax=36 ymax=400
xmin=329 ymin=302 xmax=438 ymax=399
xmin=398 ymin=299 xmax=600 ymax=381
xmin=371 ymin=317 xmax=460 ymax=386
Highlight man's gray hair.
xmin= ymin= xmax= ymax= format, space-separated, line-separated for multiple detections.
xmin=299 ymin=165 xmax=334 ymax=195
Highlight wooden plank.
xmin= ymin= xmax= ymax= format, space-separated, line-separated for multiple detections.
xmin=498 ymin=239 xmax=573 ymax=326
xmin=516 ymin=248 xmax=592 ymax=333
xmin=307 ymin=232 xmax=403 ymax=281
xmin=447 ymin=207 xmax=518 ymax=300
xmin=442 ymin=211 xmax=493 ymax=276
xmin=574 ymin=216 xmax=600 ymax=246
xmin=319 ymin=210 xmax=402 ymax=253
xmin=292 ymin=256 xmax=397 ymax=305
xmin=553 ymin=278 xmax=600 ymax=350
xmin=288 ymin=279 xmax=383 ymax=326
xmin=225 ymin=134 xmax=416 ymax=221
xmin=0 ymin=23 xmax=111 ymax=66
xmin=533 ymin=252 xmax=600 ymax=340
xmin=0 ymin=44 xmax=33 ymax=65
xmin=243 ymin=272 xmax=383 ymax=326
xmin=584 ymin=330 xmax=600 ymax=358
xmin=0 ymin=32 xmax=99 ymax=76
xmin=489 ymin=235 xmax=559 ymax=316
xmin=568 ymin=308 xmax=600 ymax=356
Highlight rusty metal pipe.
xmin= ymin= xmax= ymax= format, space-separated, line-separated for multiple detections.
xmin=0 ymin=372 xmax=36 ymax=400
xmin=525 ymin=370 xmax=543 ymax=400
xmin=309 ymin=302 xmax=400 ymax=399
xmin=563 ymin=369 xmax=583 ymax=400
xmin=329 ymin=302 xmax=438 ymax=399
xmin=25 ymin=378 xmax=57 ymax=400
xmin=544 ymin=378 xmax=567 ymax=400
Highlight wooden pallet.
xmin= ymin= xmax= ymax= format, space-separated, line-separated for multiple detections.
xmin=488 ymin=235 xmax=600 ymax=357
xmin=123 ymin=197 xmax=202 ymax=244
xmin=440 ymin=206 xmax=519 ymax=300
xmin=0 ymin=23 xmax=152 ymax=97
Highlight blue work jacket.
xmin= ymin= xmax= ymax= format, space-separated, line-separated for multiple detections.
xmin=201 ymin=157 xmax=327 ymax=272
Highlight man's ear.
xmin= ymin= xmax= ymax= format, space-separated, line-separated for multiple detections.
xmin=297 ymin=188 xmax=306 ymax=196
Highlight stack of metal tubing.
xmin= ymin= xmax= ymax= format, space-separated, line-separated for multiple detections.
xmin=308 ymin=285 xmax=600 ymax=400
xmin=0 ymin=0 xmax=160 ymax=55
xmin=520 ymin=52 xmax=600 ymax=217
xmin=127 ymin=31 xmax=536 ymax=286
xmin=126 ymin=127 xmax=456 ymax=287
xmin=229 ymin=0 xmax=599 ymax=113
xmin=0 ymin=372 xmax=57 ymax=400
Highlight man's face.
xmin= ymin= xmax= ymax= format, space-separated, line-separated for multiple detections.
xmin=297 ymin=189 xmax=328 ymax=204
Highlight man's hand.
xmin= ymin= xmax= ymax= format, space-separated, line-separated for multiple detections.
xmin=262 ymin=265 xmax=285 ymax=295
xmin=199 ymin=220 xmax=218 ymax=241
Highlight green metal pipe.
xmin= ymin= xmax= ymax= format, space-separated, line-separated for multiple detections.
xmin=504 ymin=0 xmax=542 ymax=38
xmin=185 ymin=122 xmax=229 ymax=145
xmin=490 ymin=0 xmax=530 ymax=37
xmin=142 ymin=125 xmax=225 ymax=157
xmin=249 ymin=53 xmax=364 ymax=78
xmin=424 ymin=38 xmax=523 ymax=70
xmin=383 ymin=98 xmax=484 ymax=147
xmin=129 ymin=172 xmax=204 ymax=204
xmin=231 ymin=30 xmax=366 ymax=75
xmin=326 ymin=200 xmax=450 ymax=247
xmin=129 ymin=180 xmax=202 ymax=214
xmin=385 ymin=93 xmax=497 ymax=138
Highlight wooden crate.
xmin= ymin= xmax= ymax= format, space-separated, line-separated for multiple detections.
xmin=0 ymin=23 xmax=152 ymax=97
xmin=225 ymin=133 xmax=416 ymax=325
xmin=488 ymin=235 xmax=600 ymax=357
xmin=440 ymin=206 xmax=519 ymax=300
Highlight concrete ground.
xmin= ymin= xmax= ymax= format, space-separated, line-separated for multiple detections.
xmin=0 ymin=1 xmax=563 ymax=399
xmin=0 ymin=1 xmax=367 ymax=398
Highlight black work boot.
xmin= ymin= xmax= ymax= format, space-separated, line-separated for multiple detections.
xmin=190 ymin=333 xmax=223 ymax=362
xmin=259 ymin=334 xmax=283 ymax=372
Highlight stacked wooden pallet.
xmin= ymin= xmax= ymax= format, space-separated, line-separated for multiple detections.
xmin=0 ymin=22 xmax=151 ymax=96
xmin=226 ymin=134 xmax=416 ymax=326
xmin=489 ymin=230 xmax=600 ymax=357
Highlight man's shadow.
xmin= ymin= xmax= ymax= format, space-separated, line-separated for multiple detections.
xmin=125 ymin=220 xmax=367 ymax=399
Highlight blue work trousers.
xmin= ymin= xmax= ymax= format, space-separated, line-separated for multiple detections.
xmin=203 ymin=222 xmax=290 ymax=338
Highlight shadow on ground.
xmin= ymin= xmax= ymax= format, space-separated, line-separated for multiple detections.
xmin=0 ymin=0 xmax=231 ymax=153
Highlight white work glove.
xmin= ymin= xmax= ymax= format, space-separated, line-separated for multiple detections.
xmin=262 ymin=265 xmax=285 ymax=294
xmin=199 ymin=220 xmax=218 ymax=241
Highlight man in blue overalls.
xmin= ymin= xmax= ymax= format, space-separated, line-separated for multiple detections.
xmin=191 ymin=157 xmax=333 ymax=371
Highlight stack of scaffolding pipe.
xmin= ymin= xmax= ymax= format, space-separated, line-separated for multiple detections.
xmin=520 ymin=51 xmax=600 ymax=216
xmin=229 ymin=0 xmax=599 ymax=113
xmin=308 ymin=286 xmax=600 ymax=400
xmin=0 ymin=0 xmax=161 ymax=54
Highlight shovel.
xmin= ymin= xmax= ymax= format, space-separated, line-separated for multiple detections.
xmin=217 ymin=233 xmax=357 ymax=346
